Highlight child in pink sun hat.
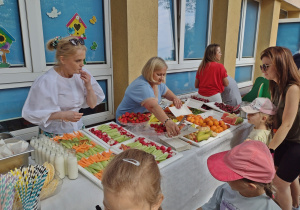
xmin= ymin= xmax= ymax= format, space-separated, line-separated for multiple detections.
xmin=241 ymin=97 xmax=277 ymax=145
xmin=197 ymin=140 xmax=280 ymax=210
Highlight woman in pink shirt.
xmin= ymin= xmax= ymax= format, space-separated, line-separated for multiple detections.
xmin=194 ymin=44 xmax=229 ymax=102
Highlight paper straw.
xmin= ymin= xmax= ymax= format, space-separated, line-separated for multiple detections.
xmin=26 ymin=169 xmax=47 ymax=209
xmin=1 ymin=164 xmax=49 ymax=210
xmin=0 ymin=173 xmax=17 ymax=210
xmin=0 ymin=174 xmax=6 ymax=208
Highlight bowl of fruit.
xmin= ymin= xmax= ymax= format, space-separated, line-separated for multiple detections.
xmin=118 ymin=112 xmax=150 ymax=126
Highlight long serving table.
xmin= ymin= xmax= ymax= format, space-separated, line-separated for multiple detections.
xmin=41 ymin=122 xmax=253 ymax=210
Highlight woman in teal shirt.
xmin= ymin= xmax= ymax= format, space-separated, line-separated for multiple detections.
xmin=116 ymin=57 xmax=182 ymax=137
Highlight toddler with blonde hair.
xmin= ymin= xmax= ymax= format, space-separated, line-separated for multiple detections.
xmin=101 ymin=149 xmax=164 ymax=210
xmin=241 ymin=97 xmax=276 ymax=145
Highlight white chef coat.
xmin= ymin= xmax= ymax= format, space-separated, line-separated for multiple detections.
xmin=22 ymin=67 xmax=105 ymax=135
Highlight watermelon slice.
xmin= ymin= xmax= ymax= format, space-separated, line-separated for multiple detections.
xmin=223 ymin=115 xmax=243 ymax=125
xmin=221 ymin=112 xmax=231 ymax=120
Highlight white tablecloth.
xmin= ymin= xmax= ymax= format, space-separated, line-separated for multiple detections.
xmin=41 ymin=122 xmax=252 ymax=210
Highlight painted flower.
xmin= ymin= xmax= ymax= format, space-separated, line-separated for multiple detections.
xmin=0 ymin=33 xmax=6 ymax=44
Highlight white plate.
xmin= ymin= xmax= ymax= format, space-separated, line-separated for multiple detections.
xmin=180 ymin=110 xmax=246 ymax=147
xmin=68 ymin=133 xmax=112 ymax=189
xmin=111 ymin=136 xmax=183 ymax=169
xmin=169 ymin=104 xmax=193 ymax=117
xmin=203 ymin=102 xmax=225 ymax=113
xmin=77 ymin=148 xmax=117 ymax=190
xmin=51 ymin=130 xmax=109 ymax=151
xmin=185 ymin=98 xmax=204 ymax=110
xmin=82 ymin=121 xmax=136 ymax=148
xmin=78 ymin=165 xmax=103 ymax=189
xmin=179 ymin=134 xmax=218 ymax=147
xmin=199 ymin=110 xmax=247 ymax=132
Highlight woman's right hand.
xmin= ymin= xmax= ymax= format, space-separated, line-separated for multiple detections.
xmin=62 ymin=111 xmax=83 ymax=122
xmin=165 ymin=119 xmax=180 ymax=137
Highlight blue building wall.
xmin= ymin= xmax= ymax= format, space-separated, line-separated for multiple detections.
xmin=0 ymin=80 xmax=107 ymax=121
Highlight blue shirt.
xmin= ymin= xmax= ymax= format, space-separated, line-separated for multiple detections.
xmin=116 ymin=75 xmax=168 ymax=118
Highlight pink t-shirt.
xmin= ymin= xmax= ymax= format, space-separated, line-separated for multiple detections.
xmin=196 ymin=62 xmax=228 ymax=96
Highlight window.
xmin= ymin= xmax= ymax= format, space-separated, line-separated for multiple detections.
xmin=0 ymin=0 xmax=114 ymax=132
xmin=277 ymin=19 xmax=300 ymax=55
xmin=158 ymin=0 xmax=213 ymax=71
xmin=0 ymin=0 xmax=31 ymax=74
xmin=158 ymin=0 xmax=176 ymax=61
xmin=235 ymin=0 xmax=260 ymax=87
xmin=40 ymin=1 xmax=107 ymax=65
xmin=183 ymin=0 xmax=210 ymax=60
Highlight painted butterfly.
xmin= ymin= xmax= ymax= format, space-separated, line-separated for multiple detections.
xmin=90 ymin=42 xmax=98 ymax=51
xmin=90 ymin=16 xmax=97 ymax=24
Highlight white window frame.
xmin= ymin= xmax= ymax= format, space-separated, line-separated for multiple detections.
xmin=0 ymin=0 xmax=115 ymax=135
xmin=165 ymin=0 xmax=213 ymax=73
xmin=236 ymin=0 xmax=261 ymax=88
xmin=279 ymin=17 xmax=300 ymax=24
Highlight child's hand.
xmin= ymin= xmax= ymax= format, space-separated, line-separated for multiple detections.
xmin=244 ymin=138 xmax=252 ymax=142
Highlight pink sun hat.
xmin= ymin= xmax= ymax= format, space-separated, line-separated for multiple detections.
xmin=241 ymin=97 xmax=277 ymax=115
xmin=207 ymin=140 xmax=275 ymax=183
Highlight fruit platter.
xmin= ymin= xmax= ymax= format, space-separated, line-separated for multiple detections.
xmin=221 ymin=112 xmax=244 ymax=126
xmin=148 ymin=113 xmax=181 ymax=125
xmin=147 ymin=121 xmax=188 ymax=138
xmin=83 ymin=122 xmax=136 ymax=147
xmin=185 ymin=113 xmax=230 ymax=133
xmin=181 ymin=110 xmax=245 ymax=147
xmin=51 ymin=131 xmax=114 ymax=189
xmin=111 ymin=136 xmax=183 ymax=169
xmin=180 ymin=127 xmax=218 ymax=147
xmin=117 ymin=112 xmax=151 ymax=125
xmin=204 ymin=102 xmax=240 ymax=114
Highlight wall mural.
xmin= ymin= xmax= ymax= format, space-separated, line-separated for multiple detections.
xmin=66 ymin=13 xmax=87 ymax=39
xmin=47 ymin=7 xmax=61 ymax=19
xmin=0 ymin=26 xmax=15 ymax=68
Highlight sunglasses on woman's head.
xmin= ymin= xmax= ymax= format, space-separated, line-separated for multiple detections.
xmin=260 ymin=64 xmax=271 ymax=72
xmin=69 ymin=38 xmax=85 ymax=46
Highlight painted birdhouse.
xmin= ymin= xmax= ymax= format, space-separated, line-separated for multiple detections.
xmin=0 ymin=26 xmax=15 ymax=67
xmin=66 ymin=13 xmax=87 ymax=39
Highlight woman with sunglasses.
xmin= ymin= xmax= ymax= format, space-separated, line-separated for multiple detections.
xmin=194 ymin=44 xmax=229 ymax=102
xmin=260 ymin=46 xmax=300 ymax=210
xmin=22 ymin=36 xmax=105 ymax=136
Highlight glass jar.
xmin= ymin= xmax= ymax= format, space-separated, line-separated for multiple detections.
xmin=67 ymin=149 xmax=78 ymax=180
